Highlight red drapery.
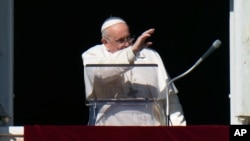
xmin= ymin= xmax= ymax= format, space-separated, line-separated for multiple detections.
xmin=24 ymin=125 xmax=229 ymax=141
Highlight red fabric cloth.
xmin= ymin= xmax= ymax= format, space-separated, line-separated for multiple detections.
xmin=24 ymin=125 xmax=229 ymax=141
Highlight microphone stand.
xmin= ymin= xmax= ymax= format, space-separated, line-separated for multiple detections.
xmin=165 ymin=39 xmax=221 ymax=126
xmin=166 ymin=58 xmax=203 ymax=126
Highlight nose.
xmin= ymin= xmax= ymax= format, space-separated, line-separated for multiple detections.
xmin=125 ymin=40 xmax=131 ymax=46
xmin=120 ymin=41 xmax=131 ymax=49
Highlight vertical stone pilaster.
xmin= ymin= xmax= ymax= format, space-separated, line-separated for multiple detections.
xmin=230 ymin=0 xmax=250 ymax=124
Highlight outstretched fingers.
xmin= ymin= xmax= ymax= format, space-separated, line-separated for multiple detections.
xmin=132 ymin=28 xmax=155 ymax=53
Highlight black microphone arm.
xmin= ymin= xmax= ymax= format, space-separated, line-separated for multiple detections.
xmin=165 ymin=39 xmax=222 ymax=126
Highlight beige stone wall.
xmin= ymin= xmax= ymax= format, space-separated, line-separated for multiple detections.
xmin=230 ymin=0 xmax=250 ymax=124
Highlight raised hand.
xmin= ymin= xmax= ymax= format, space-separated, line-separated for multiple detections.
xmin=132 ymin=28 xmax=155 ymax=53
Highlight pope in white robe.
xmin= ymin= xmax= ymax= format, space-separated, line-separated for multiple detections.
xmin=82 ymin=44 xmax=186 ymax=126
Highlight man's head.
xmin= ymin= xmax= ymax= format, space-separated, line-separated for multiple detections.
xmin=101 ymin=16 xmax=134 ymax=53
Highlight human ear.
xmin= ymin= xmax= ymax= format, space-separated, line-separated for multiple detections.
xmin=101 ymin=38 xmax=108 ymax=44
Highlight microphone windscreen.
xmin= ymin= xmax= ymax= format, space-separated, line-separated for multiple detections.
xmin=212 ymin=39 xmax=222 ymax=48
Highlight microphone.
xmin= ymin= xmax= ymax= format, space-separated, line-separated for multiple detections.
xmin=200 ymin=39 xmax=222 ymax=61
xmin=165 ymin=39 xmax=222 ymax=126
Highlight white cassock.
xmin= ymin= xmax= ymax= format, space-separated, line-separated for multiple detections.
xmin=82 ymin=44 xmax=186 ymax=126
